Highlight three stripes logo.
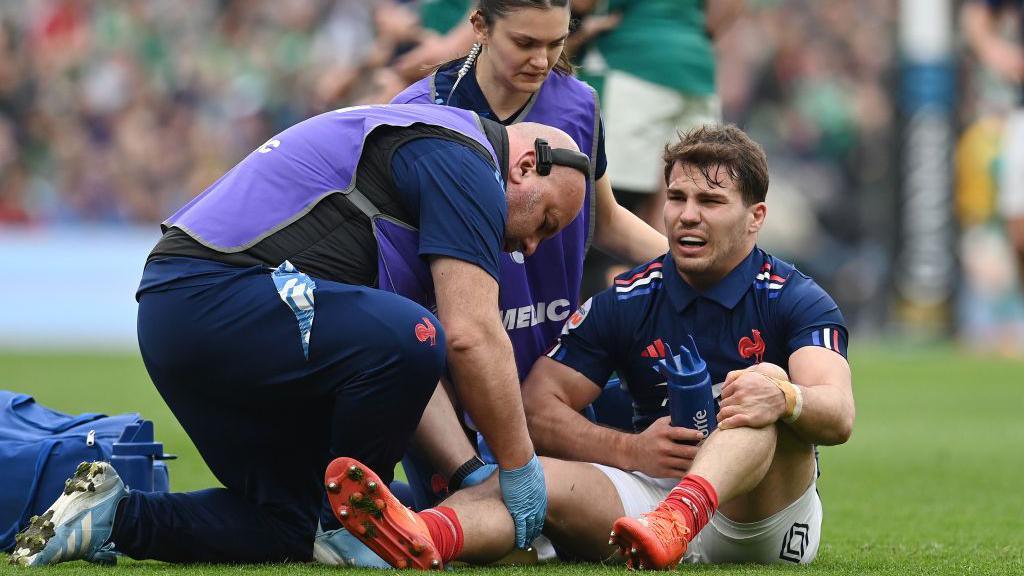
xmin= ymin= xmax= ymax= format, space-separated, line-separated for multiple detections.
xmin=754 ymin=262 xmax=786 ymax=299
xmin=47 ymin=511 xmax=94 ymax=563
xmin=640 ymin=338 xmax=668 ymax=360
xmin=779 ymin=522 xmax=810 ymax=563
xmin=615 ymin=261 xmax=663 ymax=301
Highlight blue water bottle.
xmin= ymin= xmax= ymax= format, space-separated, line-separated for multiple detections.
xmin=656 ymin=336 xmax=717 ymax=443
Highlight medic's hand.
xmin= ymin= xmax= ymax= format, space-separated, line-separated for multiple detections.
xmin=499 ymin=454 xmax=547 ymax=549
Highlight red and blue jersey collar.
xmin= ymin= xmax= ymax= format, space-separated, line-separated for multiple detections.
xmin=662 ymin=247 xmax=764 ymax=313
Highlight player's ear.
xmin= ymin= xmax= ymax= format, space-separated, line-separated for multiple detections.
xmin=748 ymin=202 xmax=767 ymax=233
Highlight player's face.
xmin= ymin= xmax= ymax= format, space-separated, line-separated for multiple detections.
xmin=664 ymin=162 xmax=766 ymax=289
xmin=474 ymin=6 xmax=570 ymax=94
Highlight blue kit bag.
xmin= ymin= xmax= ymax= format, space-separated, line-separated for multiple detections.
xmin=0 ymin=391 xmax=171 ymax=552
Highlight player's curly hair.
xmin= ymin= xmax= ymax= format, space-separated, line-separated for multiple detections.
xmin=663 ymin=124 xmax=770 ymax=206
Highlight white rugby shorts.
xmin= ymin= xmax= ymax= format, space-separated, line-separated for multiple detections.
xmin=591 ymin=463 xmax=822 ymax=565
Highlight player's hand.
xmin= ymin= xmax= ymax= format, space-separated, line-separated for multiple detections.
xmin=718 ymin=370 xmax=788 ymax=430
xmin=724 ymin=362 xmax=788 ymax=385
xmin=499 ymin=455 xmax=547 ymax=549
xmin=628 ymin=416 xmax=703 ymax=478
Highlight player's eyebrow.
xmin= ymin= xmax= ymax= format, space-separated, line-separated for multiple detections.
xmin=666 ymin=186 xmax=731 ymax=201
xmin=696 ymin=189 xmax=730 ymax=200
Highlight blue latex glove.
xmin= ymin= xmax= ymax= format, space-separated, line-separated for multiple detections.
xmin=499 ymin=454 xmax=547 ymax=549
xmin=461 ymin=463 xmax=498 ymax=488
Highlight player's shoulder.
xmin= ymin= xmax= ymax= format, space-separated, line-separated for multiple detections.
xmin=752 ymin=249 xmax=813 ymax=294
xmin=753 ymin=248 xmax=840 ymax=315
xmin=559 ymin=257 xmax=665 ymax=338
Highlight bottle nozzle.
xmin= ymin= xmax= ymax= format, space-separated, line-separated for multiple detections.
xmin=678 ymin=335 xmax=706 ymax=374
xmin=656 ymin=336 xmax=707 ymax=381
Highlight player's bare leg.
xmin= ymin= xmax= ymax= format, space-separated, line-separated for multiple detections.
xmin=430 ymin=473 xmax=515 ymax=564
xmin=611 ymin=424 xmax=815 ymax=569
xmin=430 ymin=457 xmax=623 ymax=563
xmin=409 ymin=380 xmax=479 ymax=480
xmin=536 ymin=458 xmax=623 ymax=560
xmin=327 ymin=455 xmax=627 ymax=568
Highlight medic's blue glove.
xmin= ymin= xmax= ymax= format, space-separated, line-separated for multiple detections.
xmin=462 ymin=463 xmax=498 ymax=488
xmin=499 ymin=454 xmax=547 ymax=549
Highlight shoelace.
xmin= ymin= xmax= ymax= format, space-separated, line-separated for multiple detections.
xmin=639 ymin=507 xmax=690 ymax=545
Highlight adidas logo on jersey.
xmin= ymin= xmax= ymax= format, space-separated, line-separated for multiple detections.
xmin=640 ymin=338 xmax=668 ymax=359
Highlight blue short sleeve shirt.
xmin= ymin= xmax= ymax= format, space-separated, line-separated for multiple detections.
xmin=548 ymin=248 xmax=848 ymax=431
xmin=390 ymin=137 xmax=507 ymax=281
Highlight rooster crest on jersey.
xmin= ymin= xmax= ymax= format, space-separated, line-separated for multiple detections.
xmin=415 ymin=317 xmax=437 ymax=346
xmin=738 ymin=329 xmax=766 ymax=363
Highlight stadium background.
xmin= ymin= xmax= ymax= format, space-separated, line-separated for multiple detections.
xmin=0 ymin=0 xmax=1021 ymax=573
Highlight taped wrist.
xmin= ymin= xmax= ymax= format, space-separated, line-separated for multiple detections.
xmin=449 ymin=456 xmax=486 ymax=491
xmin=765 ymin=375 xmax=804 ymax=424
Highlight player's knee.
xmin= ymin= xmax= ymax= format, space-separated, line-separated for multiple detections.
xmin=538 ymin=457 xmax=572 ymax=515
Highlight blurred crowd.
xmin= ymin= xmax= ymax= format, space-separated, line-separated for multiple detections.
xmin=0 ymin=0 xmax=913 ymax=335
xmin=0 ymin=0 xmax=436 ymax=224
xmin=716 ymin=0 xmax=899 ymax=330
xmin=0 ymin=0 xmax=899 ymax=230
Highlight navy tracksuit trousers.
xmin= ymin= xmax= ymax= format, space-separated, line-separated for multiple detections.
xmin=114 ymin=257 xmax=444 ymax=562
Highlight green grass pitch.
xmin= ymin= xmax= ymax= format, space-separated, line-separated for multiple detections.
xmin=0 ymin=345 xmax=1021 ymax=575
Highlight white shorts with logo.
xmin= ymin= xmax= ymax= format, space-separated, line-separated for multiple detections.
xmin=592 ymin=464 xmax=822 ymax=565
xmin=602 ymin=70 xmax=722 ymax=193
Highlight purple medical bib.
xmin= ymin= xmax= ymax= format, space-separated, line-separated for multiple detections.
xmin=374 ymin=216 xmax=436 ymax=312
xmin=163 ymin=104 xmax=497 ymax=252
xmin=395 ymin=73 xmax=600 ymax=379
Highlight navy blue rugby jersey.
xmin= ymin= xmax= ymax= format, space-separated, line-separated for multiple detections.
xmin=548 ymin=247 xmax=848 ymax=432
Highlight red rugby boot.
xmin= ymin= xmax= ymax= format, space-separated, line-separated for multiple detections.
xmin=610 ymin=507 xmax=690 ymax=570
xmin=325 ymin=457 xmax=442 ymax=570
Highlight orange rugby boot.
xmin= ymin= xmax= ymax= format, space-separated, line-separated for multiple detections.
xmin=610 ymin=506 xmax=690 ymax=570
xmin=325 ymin=457 xmax=442 ymax=570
